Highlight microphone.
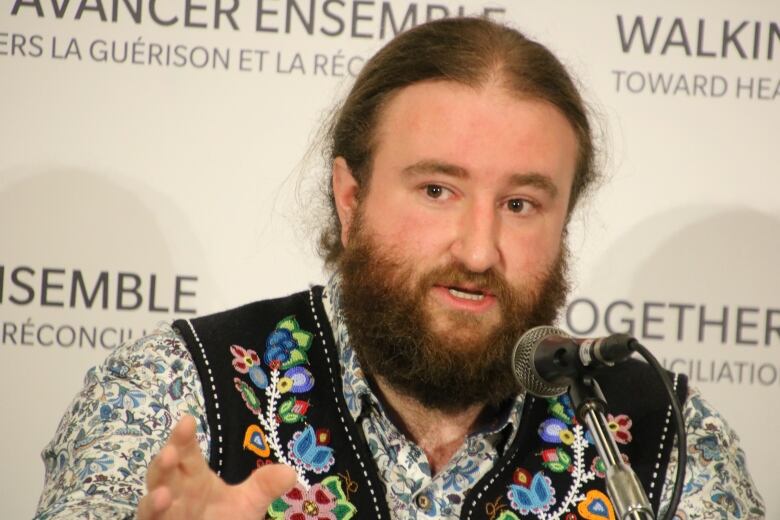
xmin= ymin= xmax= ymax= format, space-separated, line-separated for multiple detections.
xmin=511 ymin=326 xmax=636 ymax=397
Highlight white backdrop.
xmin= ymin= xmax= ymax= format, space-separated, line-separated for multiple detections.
xmin=1 ymin=1 xmax=777 ymax=518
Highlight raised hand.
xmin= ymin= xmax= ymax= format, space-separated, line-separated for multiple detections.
xmin=138 ymin=415 xmax=297 ymax=520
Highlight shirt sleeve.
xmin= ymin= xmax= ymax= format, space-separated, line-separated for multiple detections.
xmin=34 ymin=323 xmax=210 ymax=520
xmin=658 ymin=387 xmax=765 ymax=519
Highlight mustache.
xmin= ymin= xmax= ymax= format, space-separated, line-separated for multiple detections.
xmin=420 ymin=263 xmax=515 ymax=301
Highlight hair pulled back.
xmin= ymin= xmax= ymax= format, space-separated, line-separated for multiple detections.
xmin=320 ymin=17 xmax=596 ymax=266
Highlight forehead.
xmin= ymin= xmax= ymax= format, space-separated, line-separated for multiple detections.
xmin=371 ymin=80 xmax=579 ymax=191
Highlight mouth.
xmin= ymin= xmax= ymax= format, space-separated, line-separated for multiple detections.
xmin=447 ymin=286 xmax=488 ymax=301
xmin=430 ymin=283 xmax=498 ymax=314
xmin=433 ymin=282 xmax=497 ymax=308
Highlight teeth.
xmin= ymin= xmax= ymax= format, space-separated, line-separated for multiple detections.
xmin=448 ymin=288 xmax=485 ymax=301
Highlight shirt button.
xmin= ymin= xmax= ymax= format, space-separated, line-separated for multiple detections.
xmin=415 ymin=493 xmax=431 ymax=509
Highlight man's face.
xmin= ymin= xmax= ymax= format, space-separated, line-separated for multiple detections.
xmin=334 ymin=80 xmax=578 ymax=409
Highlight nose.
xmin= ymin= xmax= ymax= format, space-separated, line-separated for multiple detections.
xmin=449 ymin=200 xmax=501 ymax=273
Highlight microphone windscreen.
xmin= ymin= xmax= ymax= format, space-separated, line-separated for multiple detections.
xmin=512 ymin=325 xmax=570 ymax=397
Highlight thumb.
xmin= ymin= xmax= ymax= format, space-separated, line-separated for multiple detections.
xmin=244 ymin=463 xmax=299 ymax=510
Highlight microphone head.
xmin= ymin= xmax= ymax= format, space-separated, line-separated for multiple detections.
xmin=512 ymin=325 xmax=571 ymax=397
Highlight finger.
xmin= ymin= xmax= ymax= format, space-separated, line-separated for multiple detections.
xmin=168 ymin=415 xmax=206 ymax=476
xmin=137 ymin=487 xmax=173 ymax=520
xmin=169 ymin=415 xmax=197 ymax=445
xmin=146 ymin=444 xmax=178 ymax=491
xmin=242 ymin=464 xmax=299 ymax=511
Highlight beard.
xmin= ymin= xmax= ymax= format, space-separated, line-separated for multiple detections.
xmin=337 ymin=215 xmax=571 ymax=412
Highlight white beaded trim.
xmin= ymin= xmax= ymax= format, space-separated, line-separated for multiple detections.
xmin=185 ymin=319 xmax=224 ymax=475
xmin=464 ymin=396 xmax=537 ymax=520
xmin=309 ymin=288 xmax=385 ymax=518
xmin=648 ymin=372 xmax=680 ymax=500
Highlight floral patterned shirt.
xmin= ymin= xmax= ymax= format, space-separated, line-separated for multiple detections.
xmin=35 ymin=282 xmax=765 ymax=519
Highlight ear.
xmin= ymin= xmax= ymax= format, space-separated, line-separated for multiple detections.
xmin=332 ymin=156 xmax=360 ymax=246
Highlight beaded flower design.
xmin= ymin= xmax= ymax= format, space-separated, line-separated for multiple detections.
xmin=230 ymin=316 xmax=356 ymax=519
xmin=494 ymin=395 xmax=633 ymax=520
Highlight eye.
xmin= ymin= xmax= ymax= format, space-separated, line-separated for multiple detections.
xmin=506 ymin=198 xmax=530 ymax=213
xmin=425 ymin=184 xmax=445 ymax=199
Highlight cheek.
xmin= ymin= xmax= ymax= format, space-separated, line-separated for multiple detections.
xmin=361 ymin=196 xmax=454 ymax=258
xmin=500 ymin=228 xmax=563 ymax=280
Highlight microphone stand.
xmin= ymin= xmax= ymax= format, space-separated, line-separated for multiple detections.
xmin=568 ymin=375 xmax=654 ymax=520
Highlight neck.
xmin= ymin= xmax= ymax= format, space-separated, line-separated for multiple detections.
xmin=374 ymin=377 xmax=487 ymax=475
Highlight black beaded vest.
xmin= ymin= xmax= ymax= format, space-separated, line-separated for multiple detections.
xmin=174 ymin=287 xmax=687 ymax=520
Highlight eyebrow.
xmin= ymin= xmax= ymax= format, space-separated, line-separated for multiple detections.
xmin=402 ymin=160 xmax=468 ymax=178
xmin=402 ymin=159 xmax=559 ymax=198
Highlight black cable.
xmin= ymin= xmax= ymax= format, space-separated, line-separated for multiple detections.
xmin=629 ymin=340 xmax=687 ymax=520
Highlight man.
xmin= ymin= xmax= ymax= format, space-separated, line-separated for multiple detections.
xmin=35 ymin=17 xmax=763 ymax=520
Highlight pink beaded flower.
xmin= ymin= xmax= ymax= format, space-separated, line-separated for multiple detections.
xmin=267 ymin=476 xmax=356 ymax=520
xmin=279 ymin=482 xmax=338 ymax=519
xmin=230 ymin=344 xmax=260 ymax=373
xmin=607 ymin=414 xmax=633 ymax=444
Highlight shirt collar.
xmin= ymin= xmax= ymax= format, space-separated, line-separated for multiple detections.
xmin=321 ymin=275 xmax=525 ymax=444
xmin=322 ymin=275 xmax=378 ymax=420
